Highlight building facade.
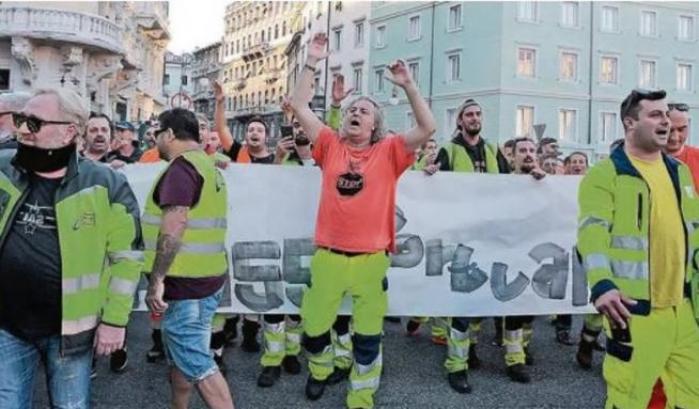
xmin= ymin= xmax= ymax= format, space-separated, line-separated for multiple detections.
xmin=0 ymin=1 xmax=169 ymax=122
xmin=369 ymin=1 xmax=699 ymax=160
xmin=191 ymin=42 xmax=221 ymax=121
xmin=163 ymin=51 xmax=194 ymax=110
xmin=221 ymin=1 xmax=301 ymax=141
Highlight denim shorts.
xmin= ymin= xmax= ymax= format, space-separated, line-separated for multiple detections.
xmin=161 ymin=287 xmax=223 ymax=383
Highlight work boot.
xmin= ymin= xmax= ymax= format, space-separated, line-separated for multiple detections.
xmin=506 ymin=364 xmax=531 ymax=383
xmin=406 ymin=319 xmax=421 ymax=336
xmin=282 ymin=355 xmax=301 ymax=375
xmin=241 ymin=319 xmax=260 ymax=353
xmin=110 ymin=347 xmax=128 ymax=373
xmin=223 ymin=317 xmax=239 ymax=346
xmin=326 ymin=366 xmax=350 ymax=385
xmin=447 ymin=370 xmax=472 ymax=394
xmin=305 ymin=375 xmax=326 ymax=400
xmin=214 ymin=353 xmax=227 ymax=374
xmin=467 ymin=344 xmax=481 ymax=369
xmin=257 ymin=366 xmax=281 ymax=387
xmin=556 ymin=329 xmax=575 ymax=346
xmin=146 ymin=329 xmax=165 ymax=363
xmin=524 ymin=347 xmax=534 ymax=366
xmin=576 ymin=339 xmax=595 ymax=369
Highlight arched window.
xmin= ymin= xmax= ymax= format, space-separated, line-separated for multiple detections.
xmin=258 ymin=91 xmax=262 ymax=106
xmin=282 ymin=21 xmax=287 ymax=36
xmin=274 ymin=24 xmax=279 ymax=39
xmin=267 ymin=27 xmax=271 ymax=42
xmin=264 ymin=90 xmax=269 ymax=105
xmin=261 ymin=30 xmax=265 ymax=42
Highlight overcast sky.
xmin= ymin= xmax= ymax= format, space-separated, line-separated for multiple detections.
xmin=167 ymin=0 xmax=228 ymax=54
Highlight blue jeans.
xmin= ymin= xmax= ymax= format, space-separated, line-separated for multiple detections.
xmin=0 ymin=329 xmax=93 ymax=409
xmin=161 ymin=287 xmax=223 ymax=383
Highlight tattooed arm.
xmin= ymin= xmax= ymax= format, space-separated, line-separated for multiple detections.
xmin=145 ymin=205 xmax=189 ymax=313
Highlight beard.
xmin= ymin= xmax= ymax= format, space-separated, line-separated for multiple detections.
xmin=463 ymin=124 xmax=481 ymax=137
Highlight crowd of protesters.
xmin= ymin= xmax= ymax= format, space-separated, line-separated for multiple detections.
xmin=0 ymin=31 xmax=698 ymax=409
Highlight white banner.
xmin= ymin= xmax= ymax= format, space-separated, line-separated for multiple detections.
xmin=123 ymin=163 xmax=596 ymax=316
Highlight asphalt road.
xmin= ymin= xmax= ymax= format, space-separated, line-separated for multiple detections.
xmin=34 ymin=313 xmax=606 ymax=408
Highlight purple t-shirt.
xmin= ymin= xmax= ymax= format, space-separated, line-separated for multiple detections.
xmin=153 ymin=156 xmax=226 ymax=300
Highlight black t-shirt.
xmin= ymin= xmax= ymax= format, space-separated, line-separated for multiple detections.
xmin=437 ymin=134 xmax=510 ymax=174
xmin=107 ymin=143 xmax=143 ymax=164
xmin=224 ymin=140 xmax=275 ymax=164
xmin=0 ymin=174 xmax=62 ymax=341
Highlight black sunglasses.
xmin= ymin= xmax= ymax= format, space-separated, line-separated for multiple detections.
xmin=13 ymin=113 xmax=72 ymax=133
xmin=669 ymin=103 xmax=690 ymax=112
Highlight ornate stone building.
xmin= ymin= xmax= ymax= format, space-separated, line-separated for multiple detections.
xmin=191 ymin=42 xmax=221 ymax=121
xmin=0 ymin=1 xmax=169 ymax=122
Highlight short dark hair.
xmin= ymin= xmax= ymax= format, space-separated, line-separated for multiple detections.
xmin=609 ymin=138 xmax=624 ymax=154
xmin=512 ymin=137 xmax=536 ymax=153
xmin=564 ymin=151 xmax=589 ymax=166
xmin=87 ymin=112 xmax=113 ymax=134
xmin=669 ymin=102 xmax=690 ymax=112
xmin=157 ymin=108 xmax=200 ymax=143
xmin=246 ymin=115 xmax=268 ymax=134
xmin=503 ymin=139 xmax=515 ymax=149
xmin=620 ymin=89 xmax=667 ymax=129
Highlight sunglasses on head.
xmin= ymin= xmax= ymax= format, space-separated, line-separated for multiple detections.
xmin=13 ymin=113 xmax=72 ymax=133
xmin=669 ymin=103 xmax=690 ymax=112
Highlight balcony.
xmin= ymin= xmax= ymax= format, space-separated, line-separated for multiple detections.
xmin=0 ymin=6 xmax=123 ymax=54
xmin=264 ymin=68 xmax=283 ymax=84
xmin=242 ymin=41 xmax=269 ymax=62
xmin=234 ymin=78 xmax=246 ymax=91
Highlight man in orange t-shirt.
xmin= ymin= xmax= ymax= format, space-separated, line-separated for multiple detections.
xmin=666 ymin=102 xmax=699 ymax=190
xmin=289 ymin=33 xmax=436 ymax=409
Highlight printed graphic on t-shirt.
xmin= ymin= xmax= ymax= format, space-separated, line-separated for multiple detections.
xmin=16 ymin=200 xmax=57 ymax=235
xmin=336 ymin=160 xmax=365 ymax=197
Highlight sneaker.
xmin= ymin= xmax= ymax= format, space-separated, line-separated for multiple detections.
xmin=109 ymin=347 xmax=128 ymax=373
xmin=214 ymin=353 xmax=227 ymax=374
xmin=326 ymin=367 xmax=350 ymax=385
xmin=506 ymin=364 xmax=531 ymax=383
xmin=406 ymin=319 xmax=421 ymax=336
xmin=576 ymin=340 xmax=594 ymax=369
xmin=146 ymin=330 xmax=165 ymax=363
xmin=257 ymin=366 xmax=281 ymax=387
xmin=447 ymin=370 xmax=472 ymax=394
xmin=467 ymin=344 xmax=481 ymax=370
xmin=282 ymin=355 xmax=301 ymax=375
xmin=305 ymin=375 xmax=326 ymax=400
xmin=556 ymin=329 xmax=575 ymax=346
xmin=223 ymin=317 xmax=239 ymax=346
xmin=431 ymin=335 xmax=447 ymax=346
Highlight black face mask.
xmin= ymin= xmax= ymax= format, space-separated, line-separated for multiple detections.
xmin=15 ymin=142 xmax=76 ymax=173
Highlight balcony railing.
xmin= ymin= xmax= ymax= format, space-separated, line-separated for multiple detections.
xmin=0 ymin=6 xmax=123 ymax=54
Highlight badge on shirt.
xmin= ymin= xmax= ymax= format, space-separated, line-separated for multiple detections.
xmin=336 ymin=160 xmax=364 ymax=197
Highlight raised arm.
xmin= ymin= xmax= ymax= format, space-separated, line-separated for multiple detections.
xmin=213 ymin=80 xmax=235 ymax=152
xmin=290 ymin=33 xmax=329 ymax=143
xmin=386 ymin=59 xmax=436 ymax=151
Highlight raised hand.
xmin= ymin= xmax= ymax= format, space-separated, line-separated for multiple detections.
xmin=307 ymin=32 xmax=329 ymax=62
xmin=385 ymin=59 xmax=413 ymax=89
xmin=213 ymin=80 xmax=225 ymax=103
xmin=331 ymin=74 xmax=354 ymax=106
xmin=280 ymin=95 xmax=293 ymax=120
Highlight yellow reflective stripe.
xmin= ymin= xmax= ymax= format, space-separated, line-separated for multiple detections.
xmin=62 ymin=315 xmax=98 ymax=334
xmin=108 ymin=250 xmax=144 ymax=264
xmin=611 ymin=260 xmax=649 ymax=280
xmin=611 ymin=236 xmax=647 ymax=251
xmin=63 ymin=273 xmax=101 ymax=294
xmin=265 ymin=340 xmax=285 ymax=353
xmin=578 ymin=216 xmax=611 ymax=231
xmin=286 ymin=333 xmax=301 ymax=344
xmin=350 ymin=377 xmax=380 ymax=391
xmin=109 ymin=277 xmax=138 ymax=296
xmin=503 ymin=329 xmax=524 ymax=354
xmin=355 ymin=352 xmax=382 ymax=376
xmin=144 ymin=240 xmax=226 ymax=254
xmin=583 ymin=254 xmax=610 ymax=271
xmin=141 ymin=214 xmax=227 ymax=229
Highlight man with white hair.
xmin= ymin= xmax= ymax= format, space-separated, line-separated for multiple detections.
xmin=291 ymin=32 xmax=435 ymax=409
xmin=0 ymin=92 xmax=31 ymax=149
xmin=0 ymin=88 xmax=143 ymax=407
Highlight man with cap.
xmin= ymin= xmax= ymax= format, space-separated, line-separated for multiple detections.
xmin=108 ymin=121 xmax=142 ymax=166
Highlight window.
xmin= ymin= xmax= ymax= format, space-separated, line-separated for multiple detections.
xmin=446 ymin=108 xmax=458 ymax=132
xmin=409 ymin=61 xmax=419 ymax=86
xmin=600 ymin=56 xmax=618 ymax=84
xmin=354 ymin=20 xmax=365 ymax=47
xmin=353 ymin=66 xmax=363 ymax=93
xmin=679 ymin=15 xmax=694 ymax=41
xmin=314 ymin=76 xmax=321 ymax=95
xmin=517 ymin=1 xmax=538 ymax=22
xmin=560 ymin=2 xmax=578 ymax=27
xmin=408 ymin=15 xmax=421 ymax=40
xmin=333 ymin=28 xmax=342 ymax=51
xmin=517 ymin=48 xmax=536 ymax=77
xmin=406 ymin=112 xmax=416 ymax=129
xmin=516 ymin=106 xmax=534 ymax=137
xmin=164 ymin=73 xmax=170 ymax=85
xmin=640 ymin=11 xmax=657 ymax=37
xmin=0 ymin=69 xmax=11 ymax=91
xmin=560 ymin=52 xmax=577 ymax=81
xmin=374 ymin=69 xmax=384 ymax=93
xmin=449 ymin=4 xmax=462 ymax=30
xmin=447 ymin=54 xmax=460 ymax=81
xmin=375 ymin=25 xmax=386 ymax=47
xmin=559 ymin=109 xmax=577 ymax=141
xmin=600 ymin=112 xmax=618 ymax=143
xmin=275 ymin=24 xmax=279 ymax=39
xmin=677 ymin=63 xmax=692 ymax=91
xmin=639 ymin=60 xmax=656 ymax=88
xmin=282 ymin=21 xmax=287 ymax=36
